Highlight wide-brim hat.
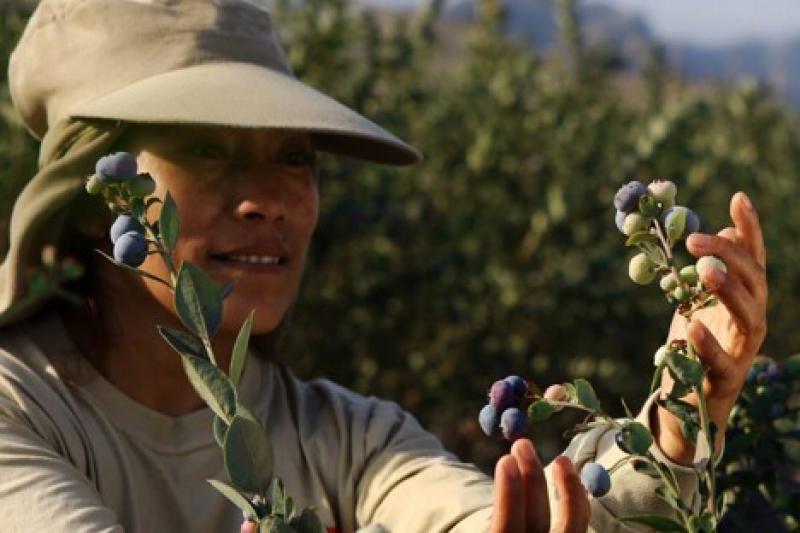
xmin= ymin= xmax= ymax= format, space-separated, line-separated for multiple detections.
xmin=9 ymin=0 xmax=422 ymax=166
xmin=1 ymin=0 xmax=422 ymax=324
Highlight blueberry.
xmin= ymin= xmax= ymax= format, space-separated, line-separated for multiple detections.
xmin=653 ymin=345 xmax=668 ymax=367
xmin=621 ymin=213 xmax=649 ymax=236
xmin=543 ymin=384 xmax=568 ymax=402
xmin=504 ymin=375 xmax=528 ymax=400
xmin=662 ymin=206 xmax=700 ymax=240
xmin=110 ymin=215 xmax=145 ymax=244
xmin=771 ymin=404 xmax=786 ymax=418
xmin=499 ymin=408 xmax=528 ymax=441
xmin=614 ymin=210 xmax=627 ymax=234
xmin=679 ymin=265 xmax=699 ymax=285
xmin=628 ymin=253 xmax=657 ymax=285
xmin=647 ymin=179 xmax=677 ymax=209
xmin=614 ymin=181 xmax=648 ymax=214
xmin=580 ymin=462 xmax=611 ymax=497
xmin=766 ymin=362 xmax=783 ymax=382
xmin=659 ymin=272 xmax=678 ymax=292
xmin=96 ymin=152 xmax=138 ymax=183
xmin=478 ymin=404 xmax=501 ymax=437
xmin=489 ymin=380 xmax=516 ymax=411
xmin=745 ymin=367 xmax=759 ymax=385
xmin=85 ymin=175 xmax=103 ymax=194
xmin=113 ymin=231 xmax=148 ymax=267
xmin=695 ymin=256 xmax=727 ymax=281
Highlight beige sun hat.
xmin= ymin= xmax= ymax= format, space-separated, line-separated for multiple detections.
xmin=1 ymin=0 xmax=422 ymax=324
xmin=9 ymin=0 xmax=422 ymax=165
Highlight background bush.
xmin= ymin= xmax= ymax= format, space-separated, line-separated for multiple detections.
xmin=3 ymin=0 xmax=800 ymax=483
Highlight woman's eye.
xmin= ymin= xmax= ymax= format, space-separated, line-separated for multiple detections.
xmin=283 ymin=151 xmax=316 ymax=167
xmin=189 ymin=143 xmax=227 ymax=160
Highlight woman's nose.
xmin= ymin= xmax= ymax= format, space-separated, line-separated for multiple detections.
xmin=230 ymin=166 xmax=293 ymax=223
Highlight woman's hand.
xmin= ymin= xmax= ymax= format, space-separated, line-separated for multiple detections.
xmin=490 ymin=439 xmax=590 ymax=533
xmin=654 ymin=192 xmax=768 ymax=465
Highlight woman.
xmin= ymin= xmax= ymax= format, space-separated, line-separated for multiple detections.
xmin=0 ymin=0 xmax=766 ymax=531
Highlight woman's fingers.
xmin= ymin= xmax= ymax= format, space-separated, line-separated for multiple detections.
xmin=686 ymin=321 xmax=737 ymax=385
xmin=549 ymin=456 xmax=590 ymax=533
xmin=511 ymin=439 xmax=549 ymax=533
xmin=240 ymin=520 xmax=257 ymax=533
xmin=729 ymin=191 xmax=766 ymax=268
xmin=686 ymin=232 xmax=766 ymax=303
xmin=491 ymin=454 xmax=525 ymax=533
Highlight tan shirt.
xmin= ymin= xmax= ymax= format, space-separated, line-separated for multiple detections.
xmin=0 ymin=313 xmax=698 ymax=532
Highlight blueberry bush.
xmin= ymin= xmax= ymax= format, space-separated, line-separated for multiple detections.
xmin=3 ymin=0 xmax=800 ymax=529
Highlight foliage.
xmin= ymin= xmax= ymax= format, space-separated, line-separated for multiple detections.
xmin=3 ymin=0 xmax=800 ymax=529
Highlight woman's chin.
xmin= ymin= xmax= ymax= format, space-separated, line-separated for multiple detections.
xmin=219 ymin=300 xmax=288 ymax=337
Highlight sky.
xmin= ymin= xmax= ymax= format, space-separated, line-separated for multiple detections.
xmin=364 ymin=0 xmax=800 ymax=47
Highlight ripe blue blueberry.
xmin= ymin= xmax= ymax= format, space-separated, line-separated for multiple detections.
xmin=110 ymin=215 xmax=145 ymax=244
xmin=615 ymin=210 xmax=627 ymax=234
xmin=489 ymin=380 xmax=516 ymax=411
xmin=580 ymin=462 xmax=611 ymax=497
xmin=499 ymin=408 xmax=528 ymax=441
xmin=662 ymin=206 xmax=700 ymax=240
xmin=478 ymin=404 xmax=501 ymax=437
xmin=614 ymin=181 xmax=648 ymax=214
xmin=113 ymin=231 xmax=148 ymax=267
xmin=504 ymin=375 xmax=528 ymax=400
xmin=766 ymin=362 xmax=783 ymax=382
xmin=96 ymin=152 xmax=138 ymax=183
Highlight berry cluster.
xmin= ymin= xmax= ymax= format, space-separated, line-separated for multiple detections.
xmin=479 ymin=375 xmax=530 ymax=441
xmin=614 ymin=179 xmax=726 ymax=314
xmin=85 ymin=152 xmax=157 ymax=268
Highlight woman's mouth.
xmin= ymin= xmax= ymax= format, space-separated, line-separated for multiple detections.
xmin=208 ymin=252 xmax=289 ymax=271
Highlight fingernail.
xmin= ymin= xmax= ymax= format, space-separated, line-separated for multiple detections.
xmin=740 ymin=192 xmax=754 ymax=212
xmin=688 ymin=234 xmax=711 ymax=248
xmin=519 ymin=440 xmax=535 ymax=461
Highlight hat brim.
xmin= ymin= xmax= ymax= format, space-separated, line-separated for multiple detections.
xmin=68 ymin=62 xmax=422 ymax=166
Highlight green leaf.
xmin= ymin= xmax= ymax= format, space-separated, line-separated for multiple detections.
xmin=157 ymin=326 xmax=206 ymax=359
xmin=658 ymin=398 xmax=700 ymax=443
xmin=288 ymin=508 xmax=324 ymax=533
xmin=655 ymin=485 xmax=689 ymax=514
xmin=207 ymin=479 xmax=257 ymax=520
xmin=631 ymin=459 xmax=661 ymax=480
xmin=94 ymin=249 xmax=169 ymax=286
xmin=260 ymin=517 xmax=293 ymax=533
xmin=230 ymin=311 xmax=254 ymax=387
xmin=527 ymin=399 xmax=554 ymax=422
xmin=221 ymin=281 xmax=236 ymax=299
xmin=664 ymin=351 xmax=704 ymax=388
xmin=181 ymin=354 xmax=237 ymax=422
xmin=271 ymin=477 xmax=286 ymax=516
xmin=213 ymin=415 xmax=228 ymax=448
xmin=224 ymin=415 xmax=274 ymax=495
xmin=573 ymin=379 xmax=601 ymax=411
xmin=160 ymin=192 xmax=180 ymax=251
xmin=667 ymin=367 xmax=694 ymax=400
xmin=563 ymin=382 xmax=577 ymax=403
xmin=625 ymin=231 xmax=658 ymax=247
xmin=666 ymin=207 xmax=687 ymax=242
xmin=620 ymin=514 xmax=686 ymax=532
xmin=175 ymin=261 xmax=224 ymax=338
xmin=618 ymin=421 xmax=653 ymax=456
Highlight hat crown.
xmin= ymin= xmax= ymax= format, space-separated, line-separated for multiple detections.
xmin=9 ymin=0 xmax=293 ymax=139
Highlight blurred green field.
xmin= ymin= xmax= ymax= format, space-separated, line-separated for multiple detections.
xmin=3 ymin=0 xmax=800 ymax=480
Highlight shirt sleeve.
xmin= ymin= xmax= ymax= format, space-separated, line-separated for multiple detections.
xmin=549 ymin=390 xmax=703 ymax=532
xmin=354 ymin=391 xmax=701 ymax=532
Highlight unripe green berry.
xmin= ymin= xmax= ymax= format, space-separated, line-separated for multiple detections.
xmin=659 ymin=272 xmax=678 ymax=292
xmin=696 ymin=256 xmax=727 ymax=280
xmin=647 ymin=179 xmax=677 ymax=208
xmin=129 ymin=174 xmax=156 ymax=197
xmin=653 ymin=345 xmax=668 ymax=366
xmin=543 ymin=384 xmax=568 ymax=412
xmin=622 ymin=213 xmax=650 ymax=236
xmin=672 ymin=286 xmax=691 ymax=302
xmin=85 ymin=175 xmax=103 ymax=194
xmin=628 ymin=253 xmax=657 ymax=285
xmin=679 ymin=265 xmax=699 ymax=285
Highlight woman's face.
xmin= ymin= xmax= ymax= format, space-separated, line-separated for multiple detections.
xmin=120 ymin=125 xmax=319 ymax=335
